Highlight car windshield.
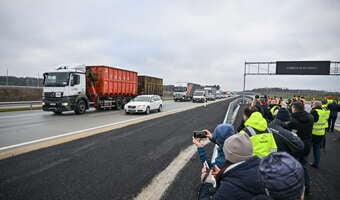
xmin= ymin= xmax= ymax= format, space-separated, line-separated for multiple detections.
xmin=44 ymin=72 xmax=70 ymax=87
xmin=194 ymin=91 xmax=204 ymax=96
xmin=174 ymin=87 xmax=186 ymax=92
xmin=133 ymin=96 xmax=151 ymax=102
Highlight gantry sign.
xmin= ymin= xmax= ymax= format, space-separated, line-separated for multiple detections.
xmin=243 ymin=60 xmax=340 ymax=93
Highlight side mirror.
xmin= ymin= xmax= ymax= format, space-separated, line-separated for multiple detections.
xmin=70 ymin=80 xmax=75 ymax=86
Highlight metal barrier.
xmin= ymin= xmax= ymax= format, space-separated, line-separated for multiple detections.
xmin=211 ymin=96 xmax=253 ymax=163
xmin=0 ymin=101 xmax=42 ymax=110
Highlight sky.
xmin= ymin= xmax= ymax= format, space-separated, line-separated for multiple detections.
xmin=0 ymin=0 xmax=339 ymax=91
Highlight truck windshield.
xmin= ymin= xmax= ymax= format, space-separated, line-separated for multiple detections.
xmin=44 ymin=72 xmax=70 ymax=87
xmin=194 ymin=92 xmax=204 ymax=96
xmin=133 ymin=96 xmax=151 ymax=102
xmin=174 ymin=87 xmax=186 ymax=92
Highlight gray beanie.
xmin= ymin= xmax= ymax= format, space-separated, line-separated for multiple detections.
xmin=223 ymin=133 xmax=253 ymax=163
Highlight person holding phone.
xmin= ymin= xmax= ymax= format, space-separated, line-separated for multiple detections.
xmin=192 ymin=123 xmax=235 ymax=170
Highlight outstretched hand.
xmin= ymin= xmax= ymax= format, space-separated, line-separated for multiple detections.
xmin=202 ymin=129 xmax=213 ymax=139
xmin=192 ymin=137 xmax=204 ymax=148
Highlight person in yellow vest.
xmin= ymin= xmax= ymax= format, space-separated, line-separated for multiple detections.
xmin=310 ymin=101 xmax=330 ymax=168
xmin=269 ymin=99 xmax=280 ymax=117
xmin=320 ymin=99 xmax=331 ymax=149
xmin=239 ymin=106 xmax=277 ymax=157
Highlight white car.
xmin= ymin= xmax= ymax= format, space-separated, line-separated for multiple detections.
xmin=124 ymin=95 xmax=163 ymax=114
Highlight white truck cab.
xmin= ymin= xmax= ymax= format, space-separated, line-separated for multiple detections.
xmin=42 ymin=66 xmax=89 ymax=114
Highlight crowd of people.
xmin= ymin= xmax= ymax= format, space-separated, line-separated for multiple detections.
xmin=192 ymin=95 xmax=340 ymax=200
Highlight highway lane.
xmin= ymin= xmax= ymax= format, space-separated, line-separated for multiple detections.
xmin=0 ymin=100 xmax=220 ymax=148
xmin=0 ymin=99 xmax=232 ymax=200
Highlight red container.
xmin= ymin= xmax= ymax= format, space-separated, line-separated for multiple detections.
xmin=86 ymin=65 xmax=137 ymax=99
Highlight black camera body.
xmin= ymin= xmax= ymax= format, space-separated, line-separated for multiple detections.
xmin=193 ymin=130 xmax=207 ymax=138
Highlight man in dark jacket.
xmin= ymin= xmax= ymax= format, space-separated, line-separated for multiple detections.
xmin=282 ymin=101 xmax=313 ymax=195
xmin=268 ymin=108 xmax=304 ymax=159
xmin=198 ymin=134 xmax=264 ymax=200
xmin=258 ymin=152 xmax=305 ymax=200
xmin=327 ymin=99 xmax=339 ymax=133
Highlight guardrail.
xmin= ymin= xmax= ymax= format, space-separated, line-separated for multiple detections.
xmin=211 ymin=96 xmax=253 ymax=163
xmin=0 ymin=101 xmax=42 ymax=110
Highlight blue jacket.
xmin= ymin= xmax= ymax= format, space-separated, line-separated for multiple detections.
xmin=197 ymin=145 xmax=225 ymax=168
xmin=198 ymin=156 xmax=264 ymax=200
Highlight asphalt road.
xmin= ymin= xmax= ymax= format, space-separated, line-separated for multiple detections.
xmin=162 ymin=103 xmax=245 ymax=200
xmin=0 ymin=100 xmax=222 ymax=148
xmin=0 ymin=99 xmax=232 ymax=200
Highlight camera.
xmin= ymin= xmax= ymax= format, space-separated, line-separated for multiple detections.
xmin=193 ymin=130 xmax=207 ymax=138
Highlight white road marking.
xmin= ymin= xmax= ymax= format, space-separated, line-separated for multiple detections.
xmin=0 ymin=101 xmax=217 ymax=151
xmin=134 ymin=140 xmax=209 ymax=200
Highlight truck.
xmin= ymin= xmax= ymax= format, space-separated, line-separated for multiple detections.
xmin=173 ymin=83 xmax=201 ymax=101
xmin=137 ymin=75 xmax=163 ymax=96
xmin=204 ymin=86 xmax=217 ymax=101
xmin=42 ymin=65 xmax=137 ymax=114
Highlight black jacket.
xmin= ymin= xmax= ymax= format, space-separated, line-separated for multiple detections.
xmin=328 ymin=101 xmax=339 ymax=117
xmin=198 ymin=157 xmax=264 ymax=200
xmin=283 ymin=111 xmax=313 ymax=157
xmin=285 ymin=111 xmax=314 ymax=141
xmin=269 ymin=120 xmax=305 ymax=159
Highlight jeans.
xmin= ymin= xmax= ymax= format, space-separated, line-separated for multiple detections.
xmin=312 ymin=143 xmax=321 ymax=167
xmin=328 ymin=116 xmax=337 ymax=132
xmin=300 ymin=156 xmax=310 ymax=192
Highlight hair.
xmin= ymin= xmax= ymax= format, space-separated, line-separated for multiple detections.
xmin=321 ymin=99 xmax=327 ymax=105
xmin=243 ymin=106 xmax=259 ymax=119
xmin=313 ymin=101 xmax=322 ymax=108
xmin=255 ymin=95 xmax=260 ymax=99
xmin=291 ymin=101 xmax=304 ymax=112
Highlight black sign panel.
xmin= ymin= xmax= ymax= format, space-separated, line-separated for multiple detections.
xmin=276 ymin=61 xmax=330 ymax=75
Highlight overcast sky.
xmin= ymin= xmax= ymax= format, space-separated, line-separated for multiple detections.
xmin=0 ymin=0 xmax=339 ymax=91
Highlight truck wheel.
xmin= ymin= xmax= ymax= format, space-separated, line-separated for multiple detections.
xmin=145 ymin=107 xmax=150 ymax=115
xmin=115 ymin=98 xmax=122 ymax=110
xmin=53 ymin=111 xmax=62 ymax=115
xmin=158 ymin=105 xmax=162 ymax=112
xmin=75 ymin=100 xmax=86 ymax=114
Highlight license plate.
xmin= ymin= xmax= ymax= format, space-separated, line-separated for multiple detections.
xmin=50 ymin=103 xmax=56 ymax=106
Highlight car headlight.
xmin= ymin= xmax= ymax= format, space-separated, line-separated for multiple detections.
xmin=137 ymin=105 xmax=146 ymax=108
xmin=62 ymin=102 xmax=68 ymax=106
xmin=42 ymin=102 xmax=45 ymax=105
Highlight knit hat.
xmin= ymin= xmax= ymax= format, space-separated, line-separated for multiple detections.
xmin=223 ymin=133 xmax=253 ymax=163
xmin=259 ymin=152 xmax=304 ymax=200
xmin=212 ymin=123 xmax=235 ymax=146
xmin=275 ymin=108 xmax=291 ymax=122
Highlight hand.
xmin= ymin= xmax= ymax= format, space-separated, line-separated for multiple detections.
xmin=201 ymin=165 xmax=208 ymax=181
xmin=203 ymin=129 xmax=213 ymax=139
xmin=211 ymin=166 xmax=220 ymax=176
xmin=192 ymin=137 xmax=204 ymax=148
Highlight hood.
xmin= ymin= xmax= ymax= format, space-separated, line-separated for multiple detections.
xmin=291 ymin=111 xmax=313 ymax=123
xmin=213 ymin=124 xmax=235 ymax=146
xmin=126 ymin=101 xmax=150 ymax=106
xmin=221 ymin=156 xmax=263 ymax=194
xmin=244 ymin=112 xmax=267 ymax=131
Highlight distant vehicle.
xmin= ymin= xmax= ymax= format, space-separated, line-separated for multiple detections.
xmin=42 ymin=65 xmax=137 ymax=114
xmin=215 ymin=90 xmax=223 ymax=99
xmin=138 ymin=76 xmax=163 ymax=97
xmin=204 ymin=87 xmax=217 ymax=101
xmin=192 ymin=90 xmax=207 ymax=103
xmin=124 ymin=95 xmax=162 ymax=114
xmin=173 ymin=83 xmax=201 ymax=101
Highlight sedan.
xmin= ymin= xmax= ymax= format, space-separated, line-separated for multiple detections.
xmin=124 ymin=95 xmax=163 ymax=114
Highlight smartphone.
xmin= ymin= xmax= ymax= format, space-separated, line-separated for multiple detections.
xmin=193 ymin=130 xmax=207 ymax=138
xmin=203 ymin=161 xmax=210 ymax=170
